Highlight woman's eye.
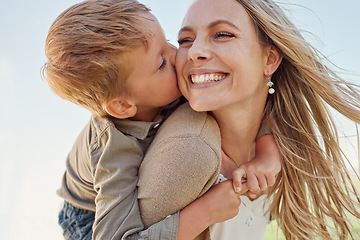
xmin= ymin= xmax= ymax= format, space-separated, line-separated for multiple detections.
xmin=159 ymin=58 xmax=167 ymax=70
xmin=214 ymin=32 xmax=235 ymax=38
xmin=178 ymin=38 xmax=192 ymax=46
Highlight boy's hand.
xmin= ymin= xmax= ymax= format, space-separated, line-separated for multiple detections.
xmin=232 ymin=166 xmax=264 ymax=199
xmin=177 ymin=180 xmax=246 ymax=240
xmin=232 ymin=134 xmax=281 ymax=199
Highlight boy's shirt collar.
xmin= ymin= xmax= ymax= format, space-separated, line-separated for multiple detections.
xmin=112 ymin=118 xmax=161 ymax=140
xmin=111 ymin=97 xmax=185 ymax=140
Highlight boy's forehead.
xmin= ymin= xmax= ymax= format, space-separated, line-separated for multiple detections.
xmin=139 ymin=13 xmax=164 ymax=46
xmin=145 ymin=13 xmax=163 ymax=33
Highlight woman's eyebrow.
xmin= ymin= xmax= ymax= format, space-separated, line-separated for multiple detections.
xmin=178 ymin=26 xmax=192 ymax=37
xmin=178 ymin=19 xmax=240 ymax=36
xmin=208 ymin=19 xmax=240 ymax=30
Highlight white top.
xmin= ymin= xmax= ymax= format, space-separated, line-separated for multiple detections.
xmin=210 ymin=174 xmax=271 ymax=240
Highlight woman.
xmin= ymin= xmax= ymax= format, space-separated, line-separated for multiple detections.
xmin=138 ymin=0 xmax=360 ymax=239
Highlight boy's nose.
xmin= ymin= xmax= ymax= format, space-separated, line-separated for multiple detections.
xmin=169 ymin=43 xmax=177 ymax=66
xmin=168 ymin=42 xmax=177 ymax=50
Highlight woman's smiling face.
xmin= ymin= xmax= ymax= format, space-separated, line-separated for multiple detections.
xmin=176 ymin=0 xmax=270 ymax=112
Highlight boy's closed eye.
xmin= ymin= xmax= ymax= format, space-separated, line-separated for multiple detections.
xmin=159 ymin=58 xmax=167 ymax=70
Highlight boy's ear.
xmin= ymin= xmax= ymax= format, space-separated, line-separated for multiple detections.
xmin=104 ymin=98 xmax=137 ymax=119
xmin=264 ymin=45 xmax=283 ymax=75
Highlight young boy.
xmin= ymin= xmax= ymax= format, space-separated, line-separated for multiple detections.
xmin=42 ymin=0 xmax=281 ymax=239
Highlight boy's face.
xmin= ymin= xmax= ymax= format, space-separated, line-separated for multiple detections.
xmin=125 ymin=12 xmax=181 ymax=121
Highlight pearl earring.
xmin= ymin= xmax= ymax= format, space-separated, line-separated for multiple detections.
xmin=267 ymin=75 xmax=275 ymax=94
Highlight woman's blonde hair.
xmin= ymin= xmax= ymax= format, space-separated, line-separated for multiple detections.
xmin=42 ymin=0 xmax=150 ymax=118
xmin=237 ymin=0 xmax=360 ymax=239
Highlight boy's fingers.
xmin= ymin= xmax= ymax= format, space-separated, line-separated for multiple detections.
xmin=257 ymin=175 xmax=268 ymax=192
xmin=232 ymin=168 xmax=246 ymax=193
xmin=247 ymin=191 xmax=258 ymax=200
xmin=266 ymin=174 xmax=276 ymax=187
xmin=246 ymin=172 xmax=260 ymax=195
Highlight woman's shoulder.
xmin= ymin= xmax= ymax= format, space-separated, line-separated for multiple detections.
xmin=158 ymin=102 xmax=220 ymax=141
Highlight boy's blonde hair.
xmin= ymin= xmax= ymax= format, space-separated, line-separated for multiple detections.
xmin=236 ymin=0 xmax=360 ymax=239
xmin=42 ymin=0 xmax=150 ymax=117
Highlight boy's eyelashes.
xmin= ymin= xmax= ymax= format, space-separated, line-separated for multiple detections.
xmin=159 ymin=58 xmax=167 ymax=70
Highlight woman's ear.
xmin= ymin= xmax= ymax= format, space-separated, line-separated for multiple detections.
xmin=104 ymin=98 xmax=137 ymax=119
xmin=264 ymin=45 xmax=283 ymax=75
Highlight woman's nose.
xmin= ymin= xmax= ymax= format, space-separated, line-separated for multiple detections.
xmin=187 ymin=38 xmax=211 ymax=62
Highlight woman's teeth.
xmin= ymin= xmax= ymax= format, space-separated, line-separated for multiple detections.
xmin=191 ymin=74 xmax=226 ymax=84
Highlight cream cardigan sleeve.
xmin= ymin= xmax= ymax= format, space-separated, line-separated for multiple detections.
xmin=137 ymin=103 xmax=222 ymax=229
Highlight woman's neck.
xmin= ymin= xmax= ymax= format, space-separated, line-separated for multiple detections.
xmin=210 ymin=104 xmax=263 ymax=167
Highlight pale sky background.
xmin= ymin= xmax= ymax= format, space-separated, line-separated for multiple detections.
xmin=0 ymin=0 xmax=359 ymax=239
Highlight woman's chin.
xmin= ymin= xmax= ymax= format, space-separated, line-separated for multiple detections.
xmin=188 ymin=100 xmax=217 ymax=113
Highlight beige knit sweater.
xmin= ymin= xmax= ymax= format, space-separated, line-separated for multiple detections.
xmin=138 ymin=103 xmax=222 ymax=239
